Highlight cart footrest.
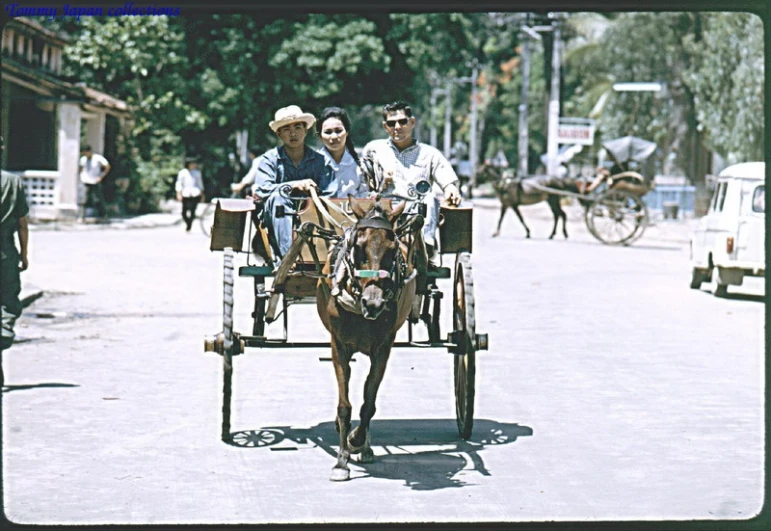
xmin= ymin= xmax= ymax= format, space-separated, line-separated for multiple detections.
xmin=239 ymin=265 xmax=274 ymax=277
xmin=426 ymin=267 xmax=451 ymax=279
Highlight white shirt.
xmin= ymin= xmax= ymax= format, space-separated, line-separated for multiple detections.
xmin=360 ymin=138 xmax=459 ymax=191
xmin=79 ymin=153 xmax=110 ymax=184
xmin=318 ymin=147 xmax=368 ymax=198
xmin=175 ymin=168 xmax=204 ymax=198
xmin=239 ymin=155 xmax=264 ymax=187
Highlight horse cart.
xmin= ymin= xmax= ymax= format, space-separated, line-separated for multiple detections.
xmin=202 ymin=179 xmax=488 ymax=478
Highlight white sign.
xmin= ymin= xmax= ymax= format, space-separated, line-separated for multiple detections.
xmin=557 ymin=120 xmax=595 ymax=146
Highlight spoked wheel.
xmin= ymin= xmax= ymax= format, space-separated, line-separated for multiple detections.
xmin=221 ymin=247 xmax=235 ymax=442
xmin=453 ymin=252 xmax=476 ymax=440
xmin=585 ymin=189 xmax=648 ymax=245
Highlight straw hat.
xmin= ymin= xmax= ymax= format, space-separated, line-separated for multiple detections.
xmin=269 ymin=105 xmax=316 ymax=133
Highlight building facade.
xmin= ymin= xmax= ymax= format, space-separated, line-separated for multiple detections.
xmin=1 ymin=17 xmax=133 ymax=220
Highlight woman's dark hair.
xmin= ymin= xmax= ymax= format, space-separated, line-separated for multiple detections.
xmin=316 ymin=106 xmax=359 ymax=164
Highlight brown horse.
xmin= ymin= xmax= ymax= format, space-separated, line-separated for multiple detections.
xmin=477 ymin=164 xmax=589 ymax=239
xmin=316 ymin=197 xmax=419 ymax=481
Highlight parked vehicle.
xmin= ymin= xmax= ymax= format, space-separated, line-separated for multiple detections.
xmin=689 ymin=162 xmax=765 ymax=297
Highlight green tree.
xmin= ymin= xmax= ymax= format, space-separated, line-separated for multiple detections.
xmin=683 ymin=12 xmax=764 ymax=161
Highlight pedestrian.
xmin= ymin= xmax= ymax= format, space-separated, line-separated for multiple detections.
xmin=315 ymin=106 xmax=369 ymax=199
xmin=175 ymin=157 xmax=205 ymax=232
xmin=230 ymin=145 xmax=264 ymax=196
xmin=1 ymin=136 xmax=30 ymax=387
xmin=360 ymin=100 xmax=462 ymax=264
xmin=252 ymin=104 xmax=336 ymax=262
xmin=78 ymin=144 xmax=110 ymax=221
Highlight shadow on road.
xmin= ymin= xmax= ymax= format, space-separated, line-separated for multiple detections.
xmin=698 ymin=289 xmax=766 ymax=303
xmin=2 ymin=382 xmax=80 ymax=393
xmin=226 ymin=418 xmax=532 ymax=490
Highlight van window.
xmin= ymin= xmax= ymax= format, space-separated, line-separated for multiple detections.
xmin=711 ymin=181 xmax=727 ymax=212
xmin=709 ymin=183 xmax=720 ymax=212
xmin=752 ymin=185 xmax=765 ymax=213
xmin=717 ymin=182 xmax=728 ymax=212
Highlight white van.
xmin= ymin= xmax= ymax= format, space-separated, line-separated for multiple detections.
xmin=689 ymin=162 xmax=765 ymax=296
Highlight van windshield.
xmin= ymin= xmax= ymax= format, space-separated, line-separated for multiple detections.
xmin=752 ymin=185 xmax=764 ymax=213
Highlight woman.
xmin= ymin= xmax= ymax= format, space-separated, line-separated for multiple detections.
xmin=175 ymin=157 xmax=205 ymax=232
xmin=316 ymin=107 xmax=368 ymax=198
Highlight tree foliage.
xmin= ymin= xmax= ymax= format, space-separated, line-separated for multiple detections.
xmin=684 ymin=12 xmax=764 ymax=161
xmin=39 ymin=10 xmax=762 ymax=210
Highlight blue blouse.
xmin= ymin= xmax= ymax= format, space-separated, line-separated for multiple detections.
xmin=318 ymin=146 xmax=369 ymax=198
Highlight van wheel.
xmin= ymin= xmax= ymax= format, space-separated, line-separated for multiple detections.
xmin=689 ymin=268 xmax=705 ymax=289
xmin=714 ymin=283 xmax=728 ymax=298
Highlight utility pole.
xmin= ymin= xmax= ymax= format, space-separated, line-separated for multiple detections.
xmin=430 ymin=89 xmax=438 ymax=147
xmin=545 ymin=15 xmax=562 ymax=177
xmin=443 ymin=81 xmax=452 ymax=159
xmin=518 ymin=32 xmax=532 ymax=177
xmin=469 ymin=63 xmax=479 ymax=188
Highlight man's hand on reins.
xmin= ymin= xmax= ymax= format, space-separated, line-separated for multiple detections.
xmin=291 ymin=179 xmax=318 ymax=192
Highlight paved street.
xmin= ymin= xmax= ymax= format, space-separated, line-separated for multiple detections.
xmin=1 ymin=201 xmax=765 ymax=525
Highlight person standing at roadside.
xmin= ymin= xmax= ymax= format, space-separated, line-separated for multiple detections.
xmin=79 ymin=144 xmax=110 ymax=220
xmin=1 ymin=136 xmax=30 ymax=387
xmin=175 ymin=157 xmax=205 ymax=232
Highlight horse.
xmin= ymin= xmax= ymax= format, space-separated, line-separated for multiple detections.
xmin=477 ymin=164 xmax=590 ymax=239
xmin=316 ymin=197 xmax=420 ymax=481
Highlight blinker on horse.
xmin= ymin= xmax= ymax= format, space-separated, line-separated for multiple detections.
xmin=317 ymin=197 xmax=420 ymax=481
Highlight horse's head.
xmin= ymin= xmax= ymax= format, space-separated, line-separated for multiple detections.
xmin=492 ymin=168 xmax=516 ymax=195
xmin=345 ymin=197 xmax=407 ymax=320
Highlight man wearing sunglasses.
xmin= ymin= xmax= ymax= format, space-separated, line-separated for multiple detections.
xmin=361 ymin=100 xmax=462 ymax=263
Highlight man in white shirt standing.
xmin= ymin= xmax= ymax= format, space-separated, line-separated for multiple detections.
xmin=78 ymin=145 xmax=111 ymax=221
xmin=175 ymin=157 xmax=206 ymax=232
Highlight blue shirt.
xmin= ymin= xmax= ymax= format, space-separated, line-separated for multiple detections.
xmin=318 ymin=146 xmax=369 ymax=198
xmin=252 ymin=145 xmax=336 ymax=200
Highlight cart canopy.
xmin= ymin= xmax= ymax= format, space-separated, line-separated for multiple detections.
xmin=602 ymin=136 xmax=657 ymax=165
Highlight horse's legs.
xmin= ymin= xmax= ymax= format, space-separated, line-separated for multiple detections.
xmin=492 ymin=203 xmax=507 ymax=237
xmin=547 ymin=196 xmax=561 ymax=239
xmin=348 ymin=346 xmax=392 ymax=464
xmin=330 ymin=339 xmax=354 ymax=481
xmin=511 ymin=205 xmax=531 ymax=238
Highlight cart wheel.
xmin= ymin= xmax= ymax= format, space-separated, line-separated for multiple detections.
xmin=453 ymin=252 xmax=476 ymax=440
xmin=252 ymin=278 xmax=266 ymax=336
xmin=222 ymin=247 xmax=235 ymax=442
xmin=585 ymin=189 xmax=648 ymax=245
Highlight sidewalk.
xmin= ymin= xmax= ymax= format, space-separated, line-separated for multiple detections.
xmin=28 ymin=199 xmax=184 ymax=232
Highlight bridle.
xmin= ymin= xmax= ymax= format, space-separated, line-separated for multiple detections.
xmin=331 ymin=205 xmax=421 ymax=314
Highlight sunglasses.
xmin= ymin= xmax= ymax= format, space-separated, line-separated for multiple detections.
xmin=385 ymin=118 xmax=410 ymax=128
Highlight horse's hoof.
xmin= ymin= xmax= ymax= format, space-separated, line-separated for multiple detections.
xmin=330 ymin=467 xmax=350 ymax=482
xmin=354 ymin=447 xmax=375 ymax=464
xmin=492 ymin=232 xmax=499 ymax=238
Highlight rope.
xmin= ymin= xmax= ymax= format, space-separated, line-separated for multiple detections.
xmin=308 ymin=187 xmax=355 ymax=232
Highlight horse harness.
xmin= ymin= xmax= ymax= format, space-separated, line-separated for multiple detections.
xmin=330 ymin=208 xmax=419 ymax=315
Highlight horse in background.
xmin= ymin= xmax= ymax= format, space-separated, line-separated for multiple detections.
xmin=476 ymin=163 xmax=590 ymax=239
xmin=316 ymin=197 xmax=419 ymax=481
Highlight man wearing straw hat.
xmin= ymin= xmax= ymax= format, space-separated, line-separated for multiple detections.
xmin=252 ymin=105 xmax=336 ymax=262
